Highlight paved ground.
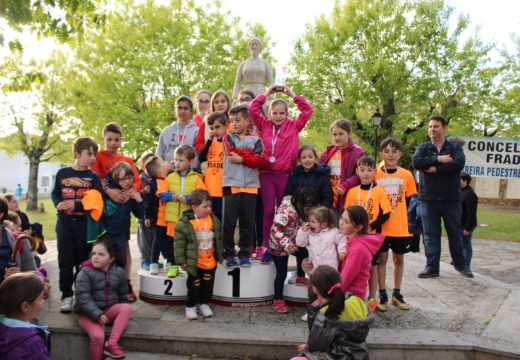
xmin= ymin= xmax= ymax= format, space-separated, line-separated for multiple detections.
xmin=39 ymin=234 xmax=520 ymax=358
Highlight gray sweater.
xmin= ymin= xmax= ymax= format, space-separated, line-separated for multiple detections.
xmin=156 ymin=120 xmax=199 ymax=164
xmin=75 ymin=262 xmax=128 ymax=321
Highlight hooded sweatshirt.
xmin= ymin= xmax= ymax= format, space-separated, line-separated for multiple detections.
xmin=249 ymin=94 xmax=313 ymax=173
xmin=340 ymin=233 xmax=384 ymax=299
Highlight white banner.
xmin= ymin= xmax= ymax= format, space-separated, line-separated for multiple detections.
xmin=452 ymin=136 xmax=520 ymax=179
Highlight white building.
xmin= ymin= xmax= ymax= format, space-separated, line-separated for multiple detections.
xmin=0 ymin=151 xmax=63 ymax=196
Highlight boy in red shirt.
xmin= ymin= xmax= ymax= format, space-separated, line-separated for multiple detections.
xmin=91 ymin=122 xmax=141 ymax=302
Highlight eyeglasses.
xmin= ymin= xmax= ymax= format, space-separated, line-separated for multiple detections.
xmin=239 ymin=97 xmax=252 ymax=102
xmin=197 ymin=99 xmax=210 ymax=104
xmin=177 ymin=106 xmax=192 ymax=112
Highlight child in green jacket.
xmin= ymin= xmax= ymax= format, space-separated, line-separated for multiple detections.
xmin=174 ymin=190 xmax=223 ymax=320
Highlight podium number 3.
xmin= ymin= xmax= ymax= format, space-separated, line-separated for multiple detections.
xmin=227 ymin=268 xmax=240 ymax=297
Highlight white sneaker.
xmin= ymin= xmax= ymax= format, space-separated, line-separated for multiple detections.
xmin=185 ymin=306 xmax=198 ymax=320
xmin=288 ymin=273 xmax=298 ymax=284
xmin=60 ymin=297 xmax=73 ymax=313
xmin=301 ymin=313 xmax=308 ymax=322
xmin=199 ymin=304 xmax=213 ymax=318
xmin=150 ymin=263 xmax=159 ymax=275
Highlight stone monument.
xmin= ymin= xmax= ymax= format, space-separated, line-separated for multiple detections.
xmin=232 ymin=37 xmax=274 ymax=105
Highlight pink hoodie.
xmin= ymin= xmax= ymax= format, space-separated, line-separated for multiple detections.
xmin=340 ymin=233 xmax=384 ymax=299
xmin=249 ymin=94 xmax=313 ymax=173
xmin=296 ymin=227 xmax=346 ymax=272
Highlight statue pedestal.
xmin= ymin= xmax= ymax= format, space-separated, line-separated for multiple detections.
xmin=138 ymin=263 xmax=308 ymax=307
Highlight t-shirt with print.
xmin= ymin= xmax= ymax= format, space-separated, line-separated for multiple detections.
xmin=190 ymin=216 xmax=216 ymax=270
xmin=204 ymin=140 xmax=224 ymax=197
xmin=344 ymin=183 xmax=391 ymax=224
xmin=375 ymin=166 xmax=417 ymax=237
xmin=51 ymin=167 xmax=104 ymax=216
xmin=327 ymin=150 xmax=342 ymax=207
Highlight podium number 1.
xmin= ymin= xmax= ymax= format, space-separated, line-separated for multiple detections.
xmin=227 ymin=268 xmax=240 ymax=297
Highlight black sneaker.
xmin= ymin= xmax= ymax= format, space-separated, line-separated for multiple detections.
xmin=455 ymin=267 xmax=474 ymax=278
xmin=418 ymin=268 xmax=439 ymax=278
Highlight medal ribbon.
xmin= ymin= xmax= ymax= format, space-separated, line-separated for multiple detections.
xmin=358 ymin=183 xmax=374 ymax=210
xmin=383 ymin=167 xmax=399 ymax=209
xmin=271 ymin=126 xmax=282 ymax=159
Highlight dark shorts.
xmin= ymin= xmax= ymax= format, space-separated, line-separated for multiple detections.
xmin=379 ymin=236 xmax=411 ymax=255
xmin=372 ymin=249 xmax=381 ymax=266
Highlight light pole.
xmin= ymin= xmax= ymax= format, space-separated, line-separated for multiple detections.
xmin=371 ymin=108 xmax=382 ymax=163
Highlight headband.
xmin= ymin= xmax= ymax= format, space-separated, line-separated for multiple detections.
xmin=327 ymin=283 xmax=342 ymax=295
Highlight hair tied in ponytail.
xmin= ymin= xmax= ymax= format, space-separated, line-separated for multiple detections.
xmin=327 ymin=283 xmax=342 ymax=295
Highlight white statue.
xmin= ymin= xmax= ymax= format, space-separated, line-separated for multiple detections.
xmin=232 ymin=38 xmax=274 ymax=105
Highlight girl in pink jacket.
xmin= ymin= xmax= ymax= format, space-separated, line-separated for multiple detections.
xmin=296 ymin=207 xmax=347 ymax=273
xmin=249 ymin=85 xmax=313 ymax=264
xmin=339 ymin=206 xmax=384 ymax=301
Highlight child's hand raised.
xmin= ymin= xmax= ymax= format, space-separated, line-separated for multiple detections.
xmin=281 ymin=85 xmax=295 ymax=98
xmin=301 ymin=222 xmax=310 ymax=232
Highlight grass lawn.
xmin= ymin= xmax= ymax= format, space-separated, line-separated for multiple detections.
xmin=25 ymin=198 xmax=138 ymax=241
xmin=24 ymin=199 xmax=520 ymax=242
xmin=472 ymin=207 xmax=520 ymax=242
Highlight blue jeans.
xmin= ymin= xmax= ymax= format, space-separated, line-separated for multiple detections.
xmin=462 ymin=232 xmax=473 ymax=269
xmin=419 ymin=200 xmax=466 ymax=272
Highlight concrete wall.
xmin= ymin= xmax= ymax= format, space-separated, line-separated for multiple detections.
xmin=473 ymin=178 xmax=520 ymax=200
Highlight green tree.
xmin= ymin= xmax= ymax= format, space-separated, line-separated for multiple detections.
xmin=0 ymin=0 xmax=105 ymax=41
xmin=66 ymin=0 xmax=273 ymax=158
xmin=290 ymin=0 xmax=502 ymax=165
xmin=495 ymin=36 xmax=520 ymax=138
xmin=1 ymin=49 xmax=73 ymax=210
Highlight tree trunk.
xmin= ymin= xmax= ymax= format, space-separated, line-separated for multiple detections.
xmin=26 ymin=157 xmax=39 ymax=211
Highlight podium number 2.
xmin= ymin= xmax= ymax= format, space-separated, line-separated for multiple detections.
xmin=227 ymin=268 xmax=240 ymax=297
xmin=164 ymin=279 xmax=173 ymax=296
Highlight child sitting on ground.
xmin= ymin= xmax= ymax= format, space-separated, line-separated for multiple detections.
xmin=291 ymin=265 xmax=373 ymax=360
xmin=75 ymin=239 xmax=132 ymax=360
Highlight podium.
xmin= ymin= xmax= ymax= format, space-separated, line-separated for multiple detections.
xmin=138 ymin=262 xmax=308 ymax=307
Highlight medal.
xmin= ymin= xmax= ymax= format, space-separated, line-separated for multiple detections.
xmin=391 ymin=208 xmax=397 ymax=214
xmin=270 ymin=127 xmax=281 ymax=165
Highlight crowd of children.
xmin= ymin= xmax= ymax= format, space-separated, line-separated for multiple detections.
xmin=1 ymin=84 xmax=452 ymax=360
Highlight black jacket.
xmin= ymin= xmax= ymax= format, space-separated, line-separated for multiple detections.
xmin=304 ymin=302 xmax=374 ymax=360
xmin=284 ymin=164 xmax=333 ymax=208
xmin=461 ymin=185 xmax=478 ymax=232
xmin=412 ymin=140 xmax=465 ymax=201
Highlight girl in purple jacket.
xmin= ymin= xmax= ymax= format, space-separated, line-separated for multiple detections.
xmin=0 ymin=272 xmax=50 ymax=360
xmin=249 ymin=85 xmax=313 ymax=264
xmin=319 ymin=120 xmax=365 ymax=215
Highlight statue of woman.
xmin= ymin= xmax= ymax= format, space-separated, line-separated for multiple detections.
xmin=232 ymin=38 xmax=274 ymax=105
